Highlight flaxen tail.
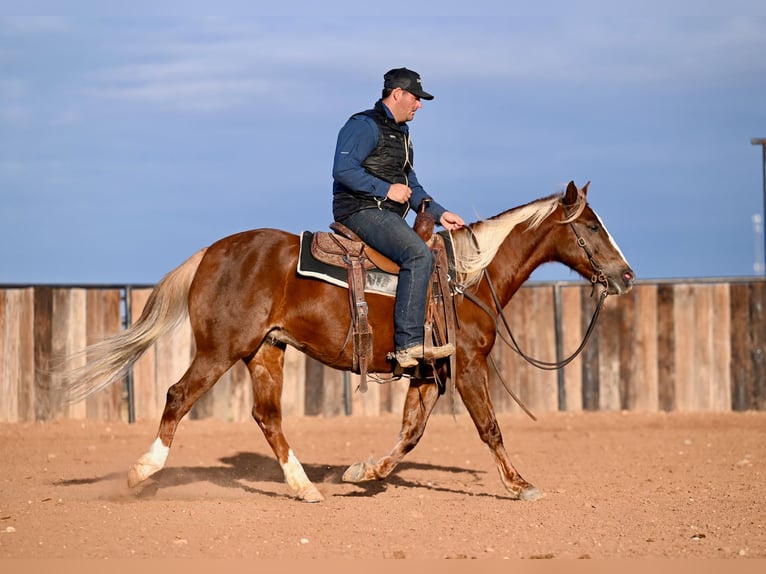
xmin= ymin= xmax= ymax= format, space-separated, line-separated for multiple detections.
xmin=56 ymin=248 xmax=208 ymax=403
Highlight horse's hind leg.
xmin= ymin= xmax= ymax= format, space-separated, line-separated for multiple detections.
xmin=247 ymin=341 xmax=324 ymax=503
xmin=127 ymin=352 xmax=233 ymax=488
xmin=343 ymin=379 xmax=440 ymax=483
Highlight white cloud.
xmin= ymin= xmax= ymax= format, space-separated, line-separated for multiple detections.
xmin=80 ymin=28 xmax=335 ymax=111
xmin=4 ymin=12 xmax=765 ymax=119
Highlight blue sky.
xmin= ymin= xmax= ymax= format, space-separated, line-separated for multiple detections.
xmin=2 ymin=4 xmax=765 ymax=285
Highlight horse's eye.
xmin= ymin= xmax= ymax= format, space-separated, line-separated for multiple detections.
xmin=588 ymin=223 xmax=600 ymax=232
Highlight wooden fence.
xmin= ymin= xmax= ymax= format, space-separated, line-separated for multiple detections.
xmin=1 ymin=278 xmax=764 ymax=423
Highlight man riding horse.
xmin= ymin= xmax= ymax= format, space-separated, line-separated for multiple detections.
xmin=331 ymin=67 xmax=465 ymax=368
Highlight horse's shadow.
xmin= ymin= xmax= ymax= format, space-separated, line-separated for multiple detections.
xmin=54 ymin=451 xmax=509 ymax=500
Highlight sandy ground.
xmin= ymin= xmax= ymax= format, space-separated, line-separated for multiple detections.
xmin=0 ymin=410 xmax=764 ymax=560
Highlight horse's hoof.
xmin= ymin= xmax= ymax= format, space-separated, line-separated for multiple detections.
xmin=518 ymin=486 xmax=544 ymax=501
xmin=127 ymin=463 xmax=157 ymax=488
xmin=298 ymin=485 xmax=325 ymax=503
xmin=341 ymin=462 xmax=371 ymax=483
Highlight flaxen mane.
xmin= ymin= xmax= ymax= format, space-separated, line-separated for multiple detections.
xmin=450 ymin=190 xmax=586 ymax=289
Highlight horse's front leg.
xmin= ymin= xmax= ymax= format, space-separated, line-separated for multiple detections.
xmin=458 ymin=357 xmax=543 ymax=501
xmin=342 ymin=378 xmax=440 ymax=483
xmin=248 ymin=342 xmax=324 ymax=503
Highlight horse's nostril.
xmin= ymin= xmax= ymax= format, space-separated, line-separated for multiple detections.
xmin=624 ymin=270 xmax=635 ymax=284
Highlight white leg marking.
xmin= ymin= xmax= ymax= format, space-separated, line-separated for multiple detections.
xmin=128 ymin=437 xmax=169 ymax=487
xmin=280 ymin=449 xmax=324 ymax=502
xmin=281 ymin=449 xmax=311 ymax=493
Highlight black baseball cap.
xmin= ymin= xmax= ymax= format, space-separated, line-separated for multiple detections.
xmin=383 ymin=68 xmax=434 ymax=100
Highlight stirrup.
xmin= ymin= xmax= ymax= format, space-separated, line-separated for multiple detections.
xmin=392 ymin=342 xmax=455 ymax=368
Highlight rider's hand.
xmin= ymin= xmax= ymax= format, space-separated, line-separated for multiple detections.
xmin=440 ymin=211 xmax=465 ymax=231
xmin=386 ymin=183 xmax=412 ymax=204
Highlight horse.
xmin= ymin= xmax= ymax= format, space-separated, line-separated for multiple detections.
xmin=57 ymin=181 xmax=634 ymax=502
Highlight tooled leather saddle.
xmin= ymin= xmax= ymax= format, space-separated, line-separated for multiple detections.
xmin=308 ymin=202 xmax=457 ymax=393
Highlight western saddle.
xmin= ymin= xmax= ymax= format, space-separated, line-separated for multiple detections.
xmin=309 ymin=201 xmax=457 ymax=392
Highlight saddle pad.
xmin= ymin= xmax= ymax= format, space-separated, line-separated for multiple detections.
xmin=297 ymin=231 xmax=398 ymax=297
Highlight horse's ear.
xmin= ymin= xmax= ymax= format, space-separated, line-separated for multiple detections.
xmin=582 ymin=181 xmax=590 ymax=197
xmin=564 ymin=181 xmax=578 ymax=205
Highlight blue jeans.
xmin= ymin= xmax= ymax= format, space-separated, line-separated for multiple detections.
xmin=340 ymin=207 xmax=433 ymax=351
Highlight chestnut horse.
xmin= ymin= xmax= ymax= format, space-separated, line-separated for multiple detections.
xmin=59 ymin=181 xmax=634 ymax=502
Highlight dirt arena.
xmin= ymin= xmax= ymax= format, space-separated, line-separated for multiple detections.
xmin=0 ymin=411 xmax=764 ymax=560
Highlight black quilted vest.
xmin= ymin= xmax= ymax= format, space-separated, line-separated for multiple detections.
xmin=356 ymin=100 xmax=413 ymax=186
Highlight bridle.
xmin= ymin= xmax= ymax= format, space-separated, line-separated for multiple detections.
xmin=566 ymin=210 xmax=610 ymax=295
xmin=455 ymin=201 xmax=612 ymax=420
xmin=461 ymin=201 xmax=610 ymax=372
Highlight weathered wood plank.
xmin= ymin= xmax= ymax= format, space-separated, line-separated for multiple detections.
xmin=532 ymin=285 xmax=559 ymax=412
xmin=304 ymin=356 xmax=325 ymax=416
xmin=226 ymin=360 xmax=253 ymax=422
xmin=51 ymin=289 xmax=87 ymax=420
xmin=158 ymin=317 xmax=193 ymax=416
xmin=750 ymin=282 xmax=766 ymax=410
xmin=2 ymin=290 xmax=36 ymax=422
xmin=0 ymin=290 xmax=32 ymax=422
xmin=349 ymin=369 xmax=381 ymax=416
xmin=632 ymin=284 xmax=658 ymax=411
xmin=673 ymin=284 xmax=695 ymax=411
xmin=33 ymin=287 xmax=54 ymax=421
xmin=711 ymin=284 xmax=731 ymax=411
xmin=656 ymin=284 xmax=675 ymax=411
xmin=616 ymin=289 xmax=638 ymax=410
xmin=729 ymin=283 xmax=751 ymax=411
xmin=580 ymin=286 xmax=600 ymax=411
xmin=294 ymin=352 xmax=352 ymax=418
xmin=281 ymin=346 xmax=305 ymax=417
xmin=204 ymin=360 xmax=251 ymax=422
xmin=387 ymin=377 xmax=411 ymax=417
xmin=0 ymin=291 xmax=18 ymax=422
xmin=693 ymin=285 xmax=714 ymax=411
xmin=597 ymin=292 xmax=622 ymax=411
xmin=129 ymin=288 xmax=160 ymax=422
xmin=85 ymin=289 xmax=123 ymax=421
xmin=513 ymin=287 xmax=538 ymax=412
xmin=560 ymin=284 xmax=584 ymax=411
xmin=320 ymin=366 xmax=347 ymax=417
xmin=16 ymin=289 xmax=36 ymax=422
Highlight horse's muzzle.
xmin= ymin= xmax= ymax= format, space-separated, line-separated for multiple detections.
xmin=607 ymin=268 xmax=635 ymax=295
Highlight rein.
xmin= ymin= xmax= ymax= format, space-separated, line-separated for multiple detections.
xmin=473 ymin=271 xmax=608 ymax=370
xmin=461 ymin=203 xmax=610 ymax=372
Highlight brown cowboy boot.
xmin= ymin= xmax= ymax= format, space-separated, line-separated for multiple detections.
xmin=395 ymin=342 xmax=455 ymax=368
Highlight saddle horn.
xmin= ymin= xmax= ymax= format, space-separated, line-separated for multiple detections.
xmin=414 ymin=198 xmax=435 ymax=243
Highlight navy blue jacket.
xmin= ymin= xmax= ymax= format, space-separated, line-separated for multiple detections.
xmin=332 ymin=101 xmax=446 ymax=222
